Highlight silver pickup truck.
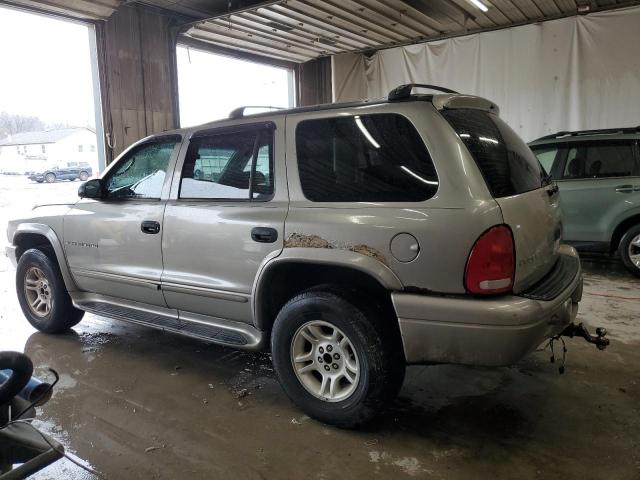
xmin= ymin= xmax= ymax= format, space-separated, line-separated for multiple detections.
xmin=6 ymin=84 xmax=605 ymax=427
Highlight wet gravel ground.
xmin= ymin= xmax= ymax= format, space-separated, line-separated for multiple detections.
xmin=1 ymin=175 xmax=639 ymax=479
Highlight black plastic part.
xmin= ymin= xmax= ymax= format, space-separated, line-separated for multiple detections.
xmin=546 ymin=184 xmax=559 ymax=196
xmin=533 ymin=125 xmax=640 ymax=142
xmin=388 ymin=83 xmax=458 ymax=101
xmin=0 ymin=353 xmax=33 ymax=409
xmin=0 ymin=421 xmax=64 ymax=479
xmin=520 ymin=255 xmax=580 ymax=301
xmin=561 ymin=322 xmax=610 ymax=350
xmin=141 ymin=221 xmax=161 ymax=235
xmin=251 ymin=227 xmax=278 ymax=243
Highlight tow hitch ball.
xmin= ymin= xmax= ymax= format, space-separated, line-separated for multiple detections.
xmin=560 ymin=322 xmax=610 ymax=350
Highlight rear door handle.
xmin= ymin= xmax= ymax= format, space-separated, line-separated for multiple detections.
xmin=251 ymin=227 xmax=278 ymax=243
xmin=141 ymin=221 xmax=161 ymax=234
xmin=546 ymin=184 xmax=559 ymax=197
xmin=615 ymin=185 xmax=634 ymax=193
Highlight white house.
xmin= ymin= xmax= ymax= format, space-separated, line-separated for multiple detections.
xmin=0 ymin=127 xmax=99 ymax=174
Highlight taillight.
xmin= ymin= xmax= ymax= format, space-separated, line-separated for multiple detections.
xmin=464 ymin=225 xmax=515 ymax=295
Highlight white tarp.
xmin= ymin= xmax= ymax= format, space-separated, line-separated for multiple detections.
xmin=332 ymin=6 xmax=640 ymax=142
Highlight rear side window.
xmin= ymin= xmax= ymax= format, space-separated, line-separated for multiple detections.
xmin=296 ymin=114 xmax=438 ymax=202
xmin=563 ymin=142 xmax=637 ymax=179
xmin=442 ymin=109 xmax=545 ymax=198
xmin=180 ymin=129 xmax=273 ymax=201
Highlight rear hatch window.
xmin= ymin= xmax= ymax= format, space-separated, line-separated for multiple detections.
xmin=441 ymin=109 xmax=546 ymax=197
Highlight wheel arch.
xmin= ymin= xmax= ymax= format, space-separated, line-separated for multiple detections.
xmin=12 ymin=224 xmax=78 ymax=292
xmin=610 ymin=213 xmax=640 ymax=253
xmin=252 ymin=248 xmax=403 ymax=333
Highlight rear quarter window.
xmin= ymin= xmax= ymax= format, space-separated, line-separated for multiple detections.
xmin=441 ymin=109 xmax=545 ymax=198
xmin=295 ymin=113 xmax=438 ymax=202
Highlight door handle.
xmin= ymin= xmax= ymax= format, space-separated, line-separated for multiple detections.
xmin=251 ymin=227 xmax=278 ymax=243
xmin=615 ymin=185 xmax=634 ymax=193
xmin=141 ymin=221 xmax=161 ymax=234
xmin=546 ymin=184 xmax=559 ymax=197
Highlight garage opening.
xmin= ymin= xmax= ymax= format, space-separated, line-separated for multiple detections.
xmin=176 ymin=44 xmax=295 ymax=128
xmin=0 ymin=5 xmax=105 ymax=232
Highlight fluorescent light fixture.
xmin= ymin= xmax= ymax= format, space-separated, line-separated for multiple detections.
xmin=400 ymin=166 xmax=439 ymax=186
xmin=459 ymin=133 xmax=471 ymax=138
xmin=479 ymin=136 xmax=499 ymax=144
xmin=468 ymin=0 xmax=488 ymax=12
xmin=354 ymin=115 xmax=380 ymax=149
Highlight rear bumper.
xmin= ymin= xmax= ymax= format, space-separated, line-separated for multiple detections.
xmin=392 ymin=247 xmax=583 ymax=366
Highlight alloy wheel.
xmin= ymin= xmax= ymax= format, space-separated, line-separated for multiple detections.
xmin=24 ymin=267 xmax=53 ymax=317
xmin=290 ymin=320 xmax=360 ymax=402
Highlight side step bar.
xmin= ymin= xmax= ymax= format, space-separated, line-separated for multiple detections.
xmin=71 ymin=294 xmax=264 ymax=350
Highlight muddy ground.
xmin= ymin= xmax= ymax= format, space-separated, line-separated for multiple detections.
xmin=0 ymin=175 xmax=639 ymax=479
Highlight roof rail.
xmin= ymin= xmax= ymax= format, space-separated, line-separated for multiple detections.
xmin=388 ymin=83 xmax=459 ymax=101
xmin=534 ymin=126 xmax=640 ymax=141
xmin=229 ymin=106 xmax=285 ymax=120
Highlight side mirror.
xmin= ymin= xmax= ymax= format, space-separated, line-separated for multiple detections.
xmin=78 ymin=179 xmax=103 ymax=199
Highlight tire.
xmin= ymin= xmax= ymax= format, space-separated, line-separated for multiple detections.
xmin=36 ymin=180 xmax=43 ymax=183
xmin=79 ymin=171 xmax=89 ymax=181
xmin=271 ymin=290 xmax=405 ymax=428
xmin=16 ymin=248 xmax=84 ymax=334
xmin=45 ymin=173 xmax=56 ymax=183
xmin=618 ymin=224 xmax=640 ymax=278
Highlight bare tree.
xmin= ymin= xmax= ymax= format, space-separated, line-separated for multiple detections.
xmin=0 ymin=112 xmax=46 ymax=139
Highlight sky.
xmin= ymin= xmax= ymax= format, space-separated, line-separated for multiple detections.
xmin=176 ymin=45 xmax=293 ymax=127
xmin=0 ymin=6 xmax=96 ymax=128
xmin=0 ymin=6 xmax=293 ymax=132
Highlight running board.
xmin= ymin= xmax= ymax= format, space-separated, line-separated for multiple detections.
xmin=71 ymin=294 xmax=264 ymax=350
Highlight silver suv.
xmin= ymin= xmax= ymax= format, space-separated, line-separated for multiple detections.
xmin=6 ymin=85 xmax=586 ymax=427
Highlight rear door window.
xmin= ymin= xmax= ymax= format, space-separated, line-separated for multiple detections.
xmin=441 ymin=109 xmax=546 ymax=198
xmin=180 ymin=129 xmax=273 ymax=200
xmin=562 ymin=142 xmax=637 ymax=179
xmin=295 ymin=113 xmax=438 ymax=202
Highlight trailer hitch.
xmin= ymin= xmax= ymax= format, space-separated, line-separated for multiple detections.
xmin=560 ymin=322 xmax=610 ymax=350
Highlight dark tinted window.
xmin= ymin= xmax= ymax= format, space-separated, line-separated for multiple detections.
xmin=180 ymin=129 xmax=273 ymax=200
xmin=442 ymin=109 xmax=545 ymax=198
xmin=562 ymin=142 xmax=637 ymax=179
xmin=296 ymin=114 xmax=438 ymax=202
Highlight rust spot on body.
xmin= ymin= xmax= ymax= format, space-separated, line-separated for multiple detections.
xmin=284 ymin=233 xmax=389 ymax=267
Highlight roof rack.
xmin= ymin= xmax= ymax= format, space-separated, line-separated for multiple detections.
xmin=229 ymin=106 xmax=286 ymax=120
xmin=388 ymin=83 xmax=459 ymax=101
xmin=534 ymin=126 xmax=640 ymax=141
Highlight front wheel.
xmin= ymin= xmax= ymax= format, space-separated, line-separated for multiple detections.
xmin=271 ymin=290 xmax=405 ymax=428
xmin=79 ymin=171 xmax=89 ymax=181
xmin=45 ymin=173 xmax=56 ymax=183
xmin=619 ymin=224 xmax=640 ymax=278
xmin=16 ymin=249 xmax=84 ymax=333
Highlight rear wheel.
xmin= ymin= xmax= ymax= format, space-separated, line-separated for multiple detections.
xmin=79 ymin=171 xmax=89 ymax=181
xmin=271 ymin=290 xmax=405 ymax=428
xmin=619 ymin=224 xmax=640 ymax=278
xmin=16 ymin=249 xmax=84 ymax=333
xmin=45 ymin=173 xmax=56 ymax=183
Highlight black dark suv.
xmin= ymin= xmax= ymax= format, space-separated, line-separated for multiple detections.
xmin=28 ymin=162 xmax=93 ymax=183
